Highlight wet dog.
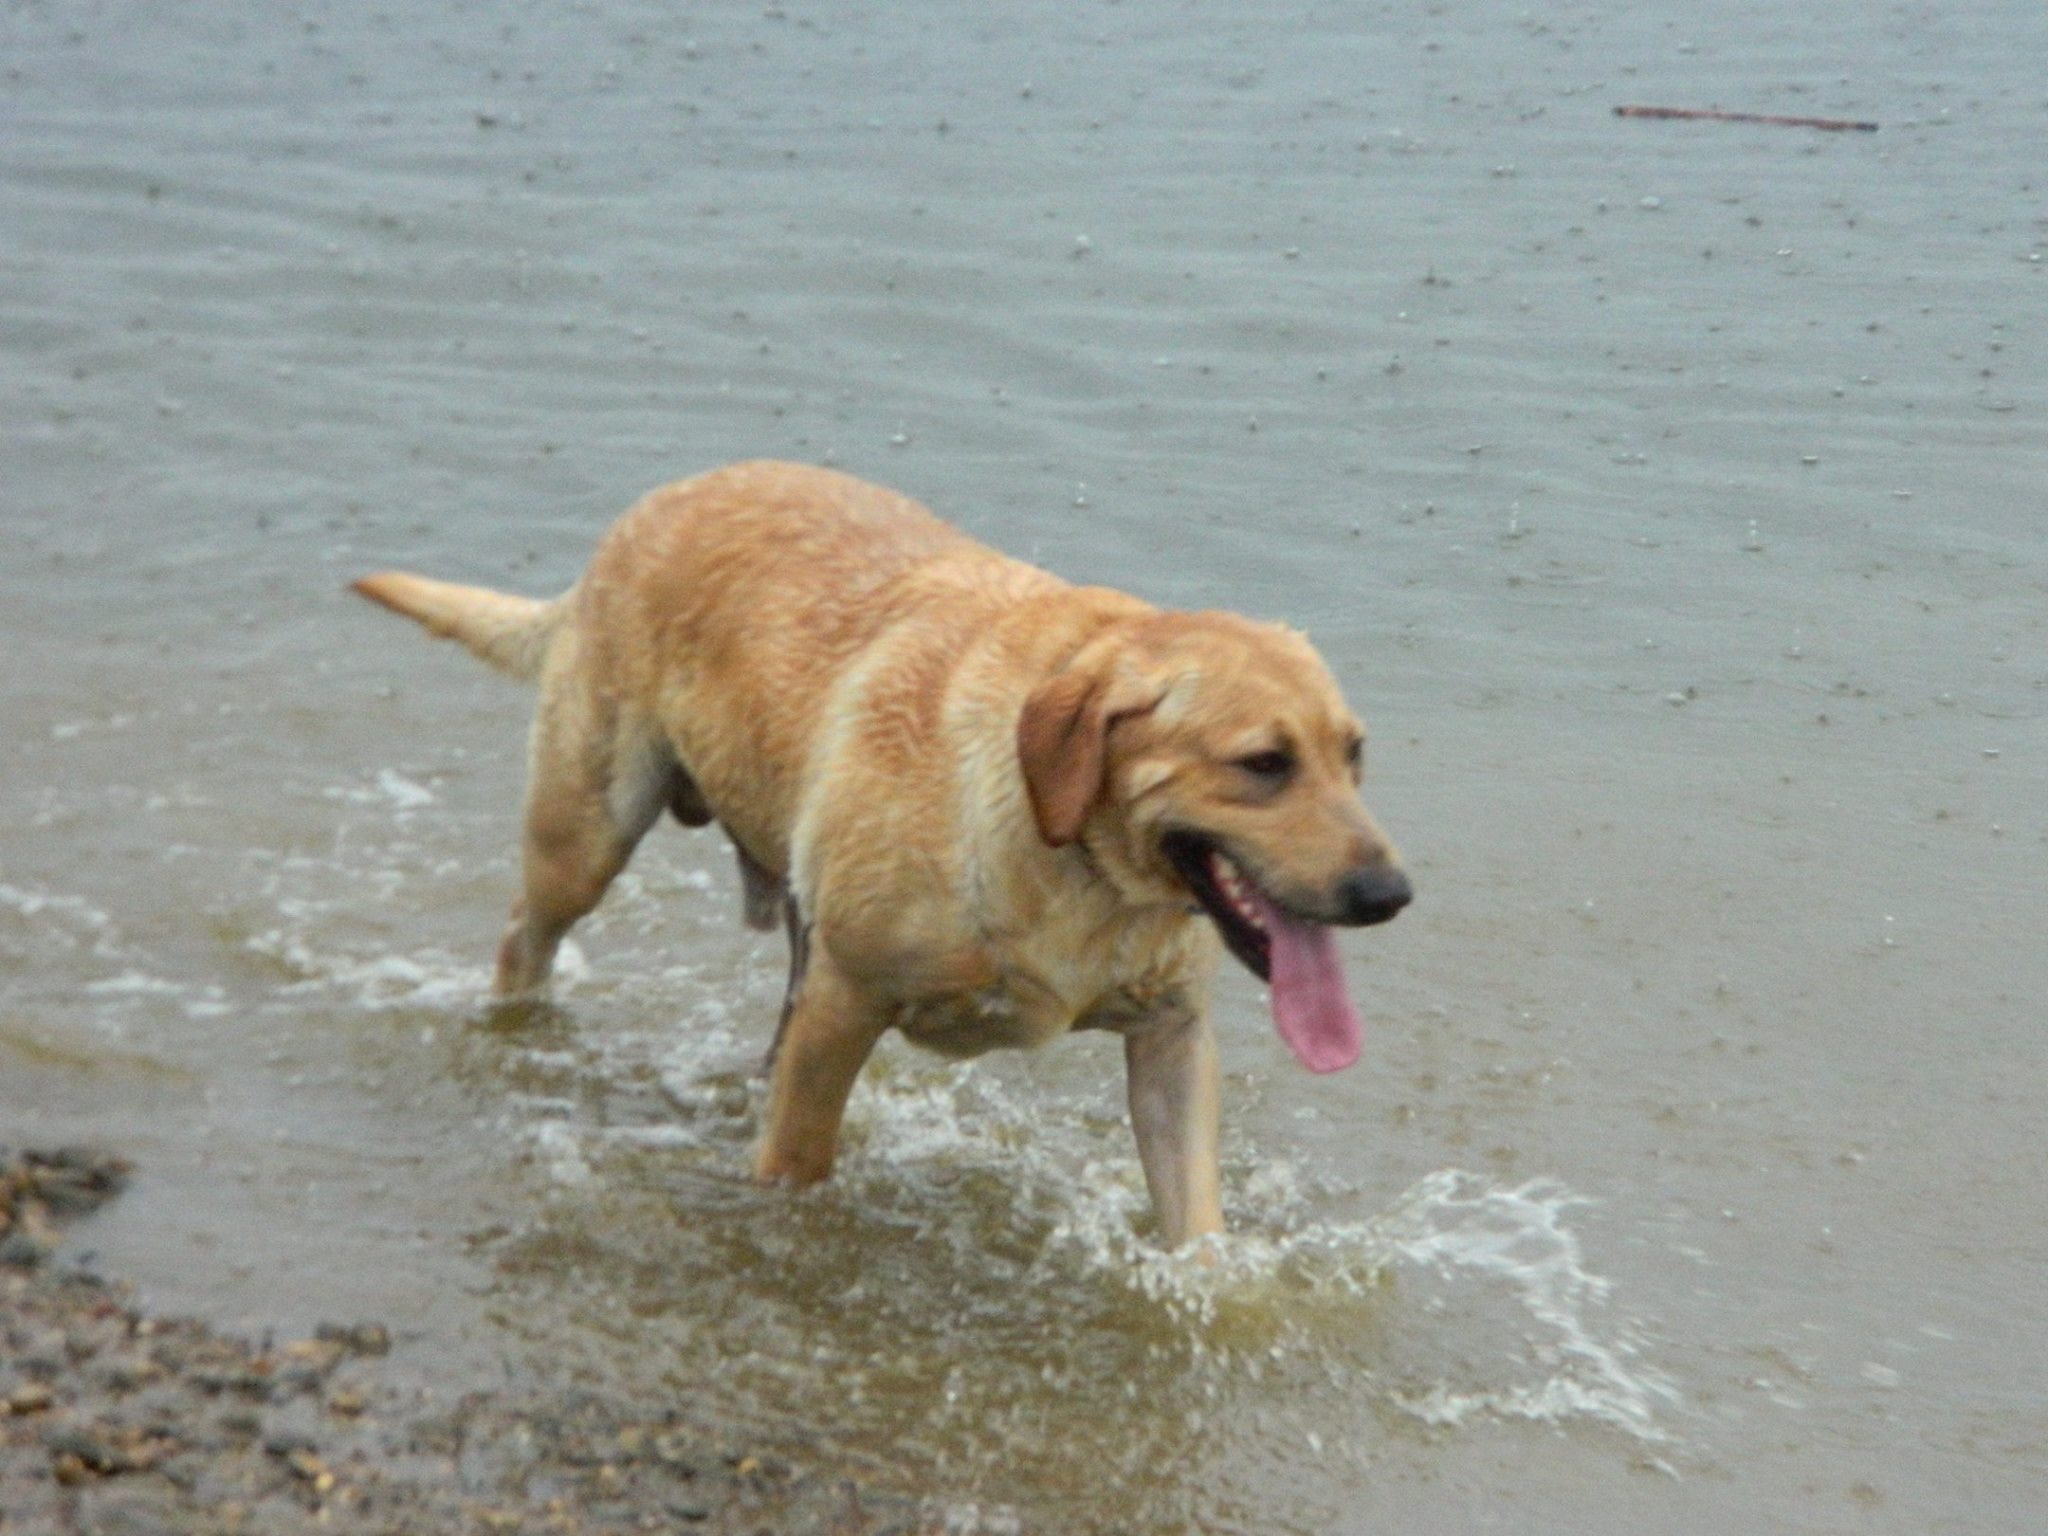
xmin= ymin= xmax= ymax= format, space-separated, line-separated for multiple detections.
xmin=354 ymin=462 xmax=1410 ymax=1248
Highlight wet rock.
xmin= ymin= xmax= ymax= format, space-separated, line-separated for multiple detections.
xmin=24 ymin=1147 xmax=133 ymax=1216
xmin=213 ymin=1406 xmax=263 ymax=1440
xmin=4 ymin=1380 xmax=56 ymax=1413
xmin=314 ymin=1320 xmax=390 ymax=1356
xmin=1 ymin=1147 xmax=131 ymax=1268
xmin=261 ymin=1429 xmax=320 ymax=1458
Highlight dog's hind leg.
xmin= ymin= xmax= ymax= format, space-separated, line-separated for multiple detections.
xmin=759 ymin=898 xmax=810 ymax=1078
xmin=724 ymin=835 xmax=804 ymax=1078
xmin=495 ymin=671 xmax=671 ymax=997
xmin=733 ymin=841 xmax=787 ymax=933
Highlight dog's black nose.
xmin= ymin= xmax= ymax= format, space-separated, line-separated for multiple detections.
xmin=1337 ymin=867 xmax=1412 ymax=926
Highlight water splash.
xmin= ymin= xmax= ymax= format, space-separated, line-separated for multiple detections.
xmin=1366 ymin=1170 xmax=1682 ymax=1441
xmin=622 ymin=1040 xmax=1682 ymax=1447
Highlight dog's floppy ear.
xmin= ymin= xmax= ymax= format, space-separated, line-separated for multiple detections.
xmin=1017 ymin=655 xmax=1167 ymax=847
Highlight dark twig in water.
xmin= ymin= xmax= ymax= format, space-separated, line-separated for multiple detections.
xmin=1614 ymin=104 xmax=1878 ymax=132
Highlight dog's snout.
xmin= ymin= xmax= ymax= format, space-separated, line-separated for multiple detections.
xmin=1336 ymin=866 xmax=1412 ymax=926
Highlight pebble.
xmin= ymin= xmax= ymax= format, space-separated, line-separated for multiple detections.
xmin=3 ymin=1382 xmax=55 ymax=1414
xmin=314 ymin=1321 xmax=391 ymax=1356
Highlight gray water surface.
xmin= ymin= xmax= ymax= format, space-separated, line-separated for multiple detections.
xmin=4 ymin=4 xmax=2045 ymax=1531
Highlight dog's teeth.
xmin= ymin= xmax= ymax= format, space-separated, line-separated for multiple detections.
xmin=1207 ymin=853 xmax=1268 ymax=932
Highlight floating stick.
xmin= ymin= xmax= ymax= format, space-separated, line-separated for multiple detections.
xmin=1614 ymin=104 xmax=1878 ymax=132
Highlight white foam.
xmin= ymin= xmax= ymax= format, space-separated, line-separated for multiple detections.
xmin=323 ymin=768 xmax=438 ymax=810
xmin=83 ymin=970 xmax=187 ymax=998
xmin=1370 ymin=1170 xmax=1682 ymax=1440
xmin=375 ymin=768 xmax=437 ymax=809
xmin=0 ymin=880 xmax=125 ymax=959
xmin=246 ymin=925 xmax=491 ymax=1008
xmin=550 ymin=937 xmax=589 ymax=987
xmin=529 ymin=1119 xmax=597 ymax=1188
xmin=1 ymin=880 xmax=211 ymax=1027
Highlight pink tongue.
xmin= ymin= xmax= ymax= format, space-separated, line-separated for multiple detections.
xmin=1244 ymin=884 xmax=1363 ymax=1073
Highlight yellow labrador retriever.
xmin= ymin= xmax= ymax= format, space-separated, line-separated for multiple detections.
xmin=354 ymin=462 xmax=1409 ymax=1248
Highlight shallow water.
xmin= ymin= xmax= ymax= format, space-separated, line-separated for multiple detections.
xmin=4 ymin=2 xmax=2045 ymax=1530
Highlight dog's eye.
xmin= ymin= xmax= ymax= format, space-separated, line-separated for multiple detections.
xmin=1234 ymin=749 xmax=1295 ymax=782
xmin=1345 ymin=736 xmax=1365 ymax=772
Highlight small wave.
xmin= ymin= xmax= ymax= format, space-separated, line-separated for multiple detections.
xmin=375 ymin=768 xmax=437 ymax=809
xmin=245 ymin=924 xmax=491 ymax=1008
xmin=83 ymin=970 xmax=187 ymax=998
xmin=322 ymin=767 xmax=439 ymax=810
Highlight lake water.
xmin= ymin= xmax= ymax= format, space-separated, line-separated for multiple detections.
xmin=4 ymin=3 xmax=2044 ymax=1530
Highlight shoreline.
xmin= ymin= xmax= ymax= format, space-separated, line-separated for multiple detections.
xmin=1 ymin=1147 xmax=1029 ymax=1535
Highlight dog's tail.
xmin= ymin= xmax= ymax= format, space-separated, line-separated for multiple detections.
xmin=351 ymin=571 xmax=568 ymax=684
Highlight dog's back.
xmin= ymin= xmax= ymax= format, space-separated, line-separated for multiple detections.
xmin=569 ymin=461 xmax=1063 ymax=873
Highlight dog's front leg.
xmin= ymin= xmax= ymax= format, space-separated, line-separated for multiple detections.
xmin=1122 ymin=1005 xmax=1225 ymax=1249
xmin=754 ymin=950 xmax=886 ymax=1188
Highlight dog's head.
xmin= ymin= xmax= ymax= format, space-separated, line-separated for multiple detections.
xmin=1017 ymin=610 xmax=1409 ymax=1071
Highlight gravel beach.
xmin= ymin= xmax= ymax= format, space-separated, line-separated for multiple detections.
xmin=1 ymin=1148 xmax=1027 ymax=1536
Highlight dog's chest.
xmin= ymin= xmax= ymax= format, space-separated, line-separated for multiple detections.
xmin=890 ymin=909 xmax=1205 ymax=1058
xmin=893 ymin=979 xmax=1059 ymax=1057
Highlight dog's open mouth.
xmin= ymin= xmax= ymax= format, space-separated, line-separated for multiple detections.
xmin=1161 ymin=831 xmax=1365 ymax=1074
